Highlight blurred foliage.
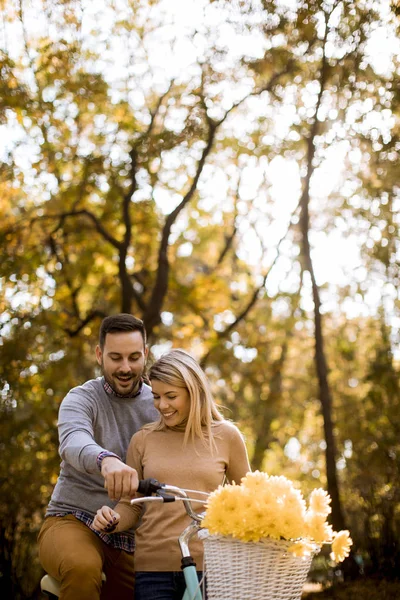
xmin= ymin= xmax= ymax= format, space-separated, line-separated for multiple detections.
xmin=1 ymin=0 xmax=400 ymax=598
xmin=303 ymin=577 xmax=400 ymax=600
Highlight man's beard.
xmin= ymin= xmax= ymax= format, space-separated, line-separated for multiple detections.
xmin=102 ymin=365 xmax=141 ymax=397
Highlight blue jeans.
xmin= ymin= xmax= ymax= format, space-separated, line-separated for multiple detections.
xmin=135 ymin=571 xmax=204 ymax=600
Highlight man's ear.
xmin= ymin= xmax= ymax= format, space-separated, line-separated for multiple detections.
xmin=95 ymin=345 xmax=102 ymax=365
xmin=144 ymin=345 xmax=149 ymax=361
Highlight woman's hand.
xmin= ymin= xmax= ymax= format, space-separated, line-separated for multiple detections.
xmin=92 ymin=506 xmax=120 ymax=533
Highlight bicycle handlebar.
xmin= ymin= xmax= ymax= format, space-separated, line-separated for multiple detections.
xmin=133 ymin=479 xmax=207 ymax=522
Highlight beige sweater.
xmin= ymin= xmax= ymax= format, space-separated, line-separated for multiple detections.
xmin=114 ymin=420 xmax=251 ymax=571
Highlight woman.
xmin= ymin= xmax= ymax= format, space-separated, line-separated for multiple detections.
xmin=93 ymin=349 xmax=251 ymax=600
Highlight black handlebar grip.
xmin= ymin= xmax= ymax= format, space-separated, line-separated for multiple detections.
xmin=137 ymin=478 xmax=163 ymax=495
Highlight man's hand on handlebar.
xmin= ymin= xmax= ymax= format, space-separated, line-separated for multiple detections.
xmin=100 ymin=457 xmax=139 ymax=501
xmin=93 ymin=506 xmax=121 ymax=533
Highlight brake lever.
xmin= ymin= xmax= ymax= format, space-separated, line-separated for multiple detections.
xmin=156 ymin=490 xmax=176 ymax=503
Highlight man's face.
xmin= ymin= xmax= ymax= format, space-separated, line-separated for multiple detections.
xmin=96 ymin=331 xmax=148 ymax=396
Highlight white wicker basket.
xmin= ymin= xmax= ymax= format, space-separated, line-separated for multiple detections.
xmin=201 ymin=531 xmax=319 ymax=600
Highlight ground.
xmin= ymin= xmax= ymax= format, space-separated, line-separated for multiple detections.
xmin=302 ymin=578 xmax=400 ymax=600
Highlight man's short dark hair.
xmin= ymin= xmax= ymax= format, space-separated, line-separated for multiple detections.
xmin=99 ymin=314 xmax=147 ymax=349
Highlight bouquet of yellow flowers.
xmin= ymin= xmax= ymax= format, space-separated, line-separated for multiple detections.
xmin=202 ymin=471 xmax=352 ymax=562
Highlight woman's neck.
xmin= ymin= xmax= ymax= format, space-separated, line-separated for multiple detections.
xmin=166 ymin=419 xmax=188 ymax=432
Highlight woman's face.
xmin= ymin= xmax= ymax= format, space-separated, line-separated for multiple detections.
xmin=151 ymin=379 xmax=191 ymax=427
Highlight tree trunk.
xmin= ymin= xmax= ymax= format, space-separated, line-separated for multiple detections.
xmin=296 ymin=17 xmax=347 ymax=532
xmin=305 ymin=244 xmax=346 ymax=532
xmin=252 ymin=341 xmax=288 ymax=471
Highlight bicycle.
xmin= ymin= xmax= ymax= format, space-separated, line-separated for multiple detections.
xmin=40 ymin=478 xmax=208 ymax=600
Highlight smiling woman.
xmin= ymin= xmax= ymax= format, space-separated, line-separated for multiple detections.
xmin=152 ymin=380 xmax=191 ymax=427
xmin=146 ymin=349 xmax=226 ymax=447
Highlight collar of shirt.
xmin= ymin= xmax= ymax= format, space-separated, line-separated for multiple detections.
xmin=102 ymin=376 xmax=143 ymax=398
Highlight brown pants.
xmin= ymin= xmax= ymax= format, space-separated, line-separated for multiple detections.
xmin=38 ymin=515 xmax=135 ymax=600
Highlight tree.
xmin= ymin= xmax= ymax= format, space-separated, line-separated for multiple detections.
xmin=223 ymin=0 xmax=399 ymax=538
xmin=1 ymin=0 xmax=400 ymax=595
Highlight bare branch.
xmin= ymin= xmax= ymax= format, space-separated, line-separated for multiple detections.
xmin=142 ymin=80 xmax=175 ymax=142
xmin=216 ymin=219 xmax=238 ymax=269
xmin=28 ymin=210 xmax=122 ymax=250
xmin=200 ymin=199 xmax=301 ymax=367
xmin=129 ymin=283 xmax=147 ymax=312
xmin=64 ymin=309 xmax=107 ymax=337
xmin=214 ymin=178 xmax=241 ymax=269
xmin=142 ymin=53 xmax=299 ymax=337
xmin=217 ymin=61 xmax=295 ymax=127
xmin=142 ymin=118 xmax=218 ymax=334
xmin=45 ymin=232 xmax=82 ymax=319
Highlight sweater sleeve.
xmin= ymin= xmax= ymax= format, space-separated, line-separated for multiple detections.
xmin=112 ymin=430 xmax=146 ymax=531
xmin=225 ymin=423 xmax=251 ymax=484
xmin=58 ymin=389 xmax=109 ymax=474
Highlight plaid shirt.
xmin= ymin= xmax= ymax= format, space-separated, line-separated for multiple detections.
xmin=53 ymin=511 xmax=135 ymax=553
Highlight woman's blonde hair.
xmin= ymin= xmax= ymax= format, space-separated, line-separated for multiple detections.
xmin=147 ymin=349 xmax=224 ymax=449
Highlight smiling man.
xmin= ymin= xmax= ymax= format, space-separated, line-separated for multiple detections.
xmin=38 ymin=314 xmax=159 ymax=600
xmin=96 ymin=327 xmax=147 ymax=397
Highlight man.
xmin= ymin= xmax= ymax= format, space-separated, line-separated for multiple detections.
xmin=38 ymin=314 xmax=159 ymax=600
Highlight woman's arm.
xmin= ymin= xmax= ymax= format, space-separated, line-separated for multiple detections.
xmin=225 ymin=423 xmax=251 ymax=484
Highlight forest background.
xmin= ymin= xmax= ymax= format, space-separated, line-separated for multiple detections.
xmin=1 ymin=0 xmax=400 ymax=598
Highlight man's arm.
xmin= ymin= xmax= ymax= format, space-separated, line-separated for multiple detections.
xmin=96 ymin=431 xmax=145 ymax=529
xmin=58 ymin=390 xmax=138 ymax=499
xmin=93 ymin=468 xmax=142 ymax=532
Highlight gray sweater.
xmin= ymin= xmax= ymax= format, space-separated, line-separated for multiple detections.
xmin=46 ymin=377 xmax=159 ymax=517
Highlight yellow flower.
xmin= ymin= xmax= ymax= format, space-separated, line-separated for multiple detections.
xmin=241 ymin=471 xmax=269 ymax=490
xmin=305 ymin=512 xmax=333 ymax=543
xmin=267 ymin=475 xmax=293 ymax=496
xmin=202 ymin=471 xmax=351 ymax=563
xmin=279 ymin=510 xmax=306 ymax=540
xmin=330 ymin=530 xmax=353 ymax=563
xmin=309 ymin=489 xmax=332 ymax=517
xmin=288 ymin=540 xmax=316 ymax=558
